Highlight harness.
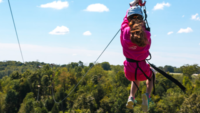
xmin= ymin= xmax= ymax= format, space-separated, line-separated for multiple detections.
xmin=126 ymin=53 xmax=186 ymax=94
xmin=126 ymin=57 xmax=156 ymax=94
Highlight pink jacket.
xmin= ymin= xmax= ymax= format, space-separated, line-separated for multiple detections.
xmin=121 ymin=10 xmax=152 ymax=81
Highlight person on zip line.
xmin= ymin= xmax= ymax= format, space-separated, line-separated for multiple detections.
xmin=120 ymin=0 xmax=155 ymax=112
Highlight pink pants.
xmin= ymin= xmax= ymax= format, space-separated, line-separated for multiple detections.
xmin=124 ymin=60 xmax=152 ymax=81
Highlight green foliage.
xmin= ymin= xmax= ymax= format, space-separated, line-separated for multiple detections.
xmin=0 ymin=61 xmax=199 ymax=113
xmin=114 ymin=71 xmax=129 ymax=87
xmin=89 ymin=63 xmax=94 ymax=68
xmin=164 ymin=65 xmax=175 ymax=72
xmin=51 ymin=104 xmax=59 ymax=113
xmin=101 ymin=62 xmax=111 ymax=71
xmin=5 ymin=89 xmax=19 ymax=113
xmin=41 ymin=107 xmax=48 ymax=113
xmin=182 ymin=64 xmax=199 ymax=79
xmin=45 ymin=98 xmax=54 ymax=111
xmin=179 ymin=93 xmax=200 ymax=113
xmin=10 ymin=71 xmax=22 ymax=80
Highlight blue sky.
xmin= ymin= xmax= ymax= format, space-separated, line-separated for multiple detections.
xmin=0 ymin=0 xmax=200 ymax=67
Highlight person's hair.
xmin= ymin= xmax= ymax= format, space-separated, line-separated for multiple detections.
xmin=128 ymin=14 xmax=148 ymax=47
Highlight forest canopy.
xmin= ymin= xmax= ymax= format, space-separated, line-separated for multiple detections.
xmin=0 ymin=61 xmax=199 ymax=113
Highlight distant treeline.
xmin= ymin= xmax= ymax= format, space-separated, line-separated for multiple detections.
xmin=1 ymin=61 xmax=200 ymax=79
xmin=158 ymin=64 xmax=200 ymax=73
xmin=0 ymin=61 xmax=121 ymax=79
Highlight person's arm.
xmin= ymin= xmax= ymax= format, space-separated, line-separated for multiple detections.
xmin=121 ymin=10 xmax=129 ymax=31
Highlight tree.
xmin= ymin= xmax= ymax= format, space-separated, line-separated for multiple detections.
xmin=158 ymin=66 xmax=164 ymax=71
xmin=45 ymin=98 xmax=54 ymax=111
xmin=164 ymin=65 xmax=174 ymax=72
xmin=5 ymin=89 xmax=19 ymax=113
xmin=182 ymin=64 xmax=199 ymax=79
xmin=18 ymin=92 xmax=35 ymax=113
xmin=41 ymin=75 xmax=50 ymax=96
xmin=101 ymin=62 xmax=111 ymax=71
xmin=111 ymin=65 xmax=123 ymax=74
xmin=0 ymin=92 xmax=5 ymax=113
xmin=10 ymin=71 xmax=21 ymax=80
xmin=78 ymin=61 xmax=84 ymax=68
xmin=115 ymin=71 xmax=129 ymax=87
xmin=51 ymin=104 xmax=59 ymax=113
xmin=179 ymin=93 xmax=200 ymax=113
xmin=89 ymin=63 xmax=94 ymax=68
xmin=41 ymin=107 xmax=48 ymax=113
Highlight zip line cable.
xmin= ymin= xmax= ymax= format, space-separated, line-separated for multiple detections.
xmin=51 ymin=29 xmax=121 ymax=104
xmin=8 ymin=0 xmax=25 ymax=63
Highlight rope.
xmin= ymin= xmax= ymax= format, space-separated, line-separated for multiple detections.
xmin=51 ymin=29 xmax=121 ymax=104
xmin=8 ymin=0 xmax=25 ymax=63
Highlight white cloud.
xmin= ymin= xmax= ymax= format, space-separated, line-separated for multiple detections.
xmin=178 ymin=27 xmax=193 ymax=33
xmin=49 ymin=26 xmax=69 ymax=35
xmin=83 ymin=31 xmax=92 ymax=36
xmin=0 ymin=0 xmax=2 ymax=3
xmin=40 ymin=1 xmax=69 ymax=10
xmin=167 ymin=31 xmax=173 ymax=35
xmin=191 ymin=13 xmax=200 ymax=21
xmin=85 ymin=3 xmax=109 ymax=12
xmin=153 ymin=2 xmax=170 ymax=10
xmin=199 ymin=43 xmax=200 ymax=45
xmin=182 ymin=15 xmax=185 ymax=17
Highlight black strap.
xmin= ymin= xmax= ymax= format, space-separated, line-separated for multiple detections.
xmin=146 ymin=53 xmax=186 ymax=93
xmin=126 ymin=52 xmax=186 ymax=94
xmin=135 ymin=65 xmax=138 ymax=81
xmin=126 ymin=58 xmax=151 ymax=81
xmin=146 ymin=61 xmax=186 ymax=93
xmin=138 ymin=66 xmax=151 ymax=80
xmin=133 ymin=82 xmax=140 ymax=92
xmin=143 ymin=6 xmax=150 ymax=32
xmin=126 ymin=58 xmax=140 ymax=62
xmin=151 ymin=69 xmax=156 ymax=94
xmin=126 ymin=58 xmax=151 ymax=93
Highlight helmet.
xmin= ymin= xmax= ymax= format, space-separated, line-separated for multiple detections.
xmin=127 ymin=6 xmax=143 ymax=18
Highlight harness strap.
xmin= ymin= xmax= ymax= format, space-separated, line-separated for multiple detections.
xmin=133 ymin=81 xmax=140 ymax=92
xmin=143 ymin=7 xmax=150 ymax=31
xmin=126 ymin=58 xmax=152 ymax=93
xmin=138 ymin=66 xmax=151 ymax=80
xmin=126 ymin=58 xmax=151 ymax=81
xmin=135 ymin=65 xmax=138 ymax=81
xmin=151 ymin=69 xmax=156 ymax=94
xmin=146 ymin=61 xmax=186 ymax=93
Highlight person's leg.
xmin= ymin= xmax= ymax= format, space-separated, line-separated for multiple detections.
xmin=146 ymin=68 xmax=156 ymax=97
xmin=146 ymin=76 xmax=153 ymax=96
xmin=142 ymin=68 xmax=156 ymax=112
xmin=130 ymin=80 xmax=140 ymax=98
xmin=126 ymin=80 xmax=140 ymax=109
